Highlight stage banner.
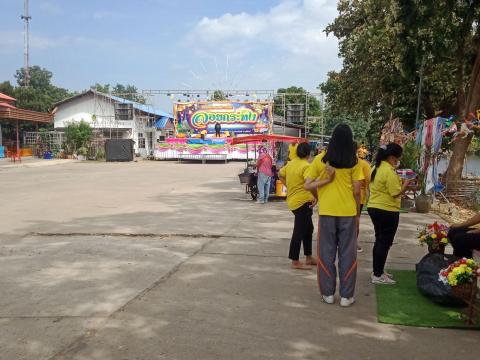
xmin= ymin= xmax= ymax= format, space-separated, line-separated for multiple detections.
xmin=174 ymin=101 xmax=272 ymax=135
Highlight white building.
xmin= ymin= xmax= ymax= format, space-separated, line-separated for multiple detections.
xmin=53 ymin=90 xmax=173 ymax=156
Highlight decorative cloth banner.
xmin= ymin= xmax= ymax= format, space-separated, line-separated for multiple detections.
xmin=416 ymin=117 xmax=446 ymax=193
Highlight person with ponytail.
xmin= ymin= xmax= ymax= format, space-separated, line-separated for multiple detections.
xmin=305 ymin=124 xmax=364 ymax=307
xmin=367 ymin=143 xmax=412 ymax=285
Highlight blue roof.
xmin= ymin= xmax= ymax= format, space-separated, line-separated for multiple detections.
xmin=107 ymin=93 xmax=173 ymax=119
xmin=155 ymin=116 xmax=172 ymax=129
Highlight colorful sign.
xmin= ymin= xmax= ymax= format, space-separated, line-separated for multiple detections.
xmin=174 ymin=101 xmax=272 ymax=135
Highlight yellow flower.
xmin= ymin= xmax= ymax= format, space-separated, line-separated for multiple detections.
xmin=467 ymin=259 xmax=475 ymax=266
xmin=466 ymin=267 xmax=473 ymax=274
xmin=431 ymin=234 xmax=437 ymax=239
xmin=440 ymin=238 xmax=448 ymax=244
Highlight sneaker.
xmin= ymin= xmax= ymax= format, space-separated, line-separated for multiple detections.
xmin=384 ymin=271 xmax=394 ymax=279
xmin=256 ymin=200 xmax=264 ymax=204
xmin=371 ymin=273 xmax=397 ymax=285
xmin=340 ymin=297 xmax=355 ymax=307
xmin=322 ymin=295 xmax=335 ymax=304
xmin=357 ymin=246 xmax=363 ymax=253
xmin=371 ymin=271 xmax=395 ymax=279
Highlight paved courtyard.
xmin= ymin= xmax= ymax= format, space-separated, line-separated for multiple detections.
xmin=0 ymin=160 xmax=479 ymax=360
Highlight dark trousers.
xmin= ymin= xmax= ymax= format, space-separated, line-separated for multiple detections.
xmin=215 ymin=130 xmax=221 ymax=137
xmin=368 ymin=208 xmax=400 ymax=277
xmin=448 ymin=227 xmax=480 ymax=258
xmin=288 ymin=203 xmax=314 ymax=261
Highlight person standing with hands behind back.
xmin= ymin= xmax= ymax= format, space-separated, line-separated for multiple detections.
xmin=305 ymin=124 xmax=364 ymax=307
xmin=368 ymin=143 xmax=412 ymax=285
xmin=279 ymin=142 xmax=318 ymax=270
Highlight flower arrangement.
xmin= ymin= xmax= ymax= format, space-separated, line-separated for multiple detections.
xmin=418 ymin=222 xmax=449 ymax=253
xmin=439 ymin=258 xmax=480 ymax=287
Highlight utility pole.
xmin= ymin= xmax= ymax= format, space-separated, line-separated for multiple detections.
xmin=415 ymin=57 xmax=425 ymax=129
xmin=21 ymin=0 xmax=31 ymax=87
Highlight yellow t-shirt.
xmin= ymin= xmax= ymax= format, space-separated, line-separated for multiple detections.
xmin=288 ymin=144 xmax=298 ymax=161
xmin=359 ymin=158 xmax=372 ymax=205
xmin=367 ymin=161 xmax=402 ymax=212
xmin=307 ymin=152 xmax=364 ymax=216
xmin=278 ymin=158 xmax=314 ymax=211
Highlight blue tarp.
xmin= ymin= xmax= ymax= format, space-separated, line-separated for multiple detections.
xmin=0 ymin=146 xmax=4 ymax=158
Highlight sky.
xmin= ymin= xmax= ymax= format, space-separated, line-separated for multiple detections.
xmin=0 ymin=0 xmax=341 ymax=97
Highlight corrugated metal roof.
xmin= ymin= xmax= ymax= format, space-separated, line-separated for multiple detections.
xmin=54 ymin=90 xmax=173 ymax=119
xmin=155 ymin=116 xmax=172 ymax=129
xmin=108 ymin=94 xmax=173 ymax=119
xmin=0 ymin=93 xmax=16 ymax=102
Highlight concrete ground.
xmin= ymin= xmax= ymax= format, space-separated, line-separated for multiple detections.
xmin=0 ymin=160 xmax=479 ymax=360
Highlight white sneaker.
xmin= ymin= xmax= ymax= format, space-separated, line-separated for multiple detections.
xmin=322 ymin=295 xmax=335 ymax=304
xmin=256 ymin=200 xmax=264 ymax=204
xmin=383 ymin=271 xmax=394 ymax=279
xmin=371 ymin=273 xmax=397 ymax=285
xmin=340 ymin=297 xmax=355 ymax=307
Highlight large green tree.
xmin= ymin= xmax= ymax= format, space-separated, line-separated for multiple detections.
xmin=13 ymin=65 xmax=72 ymax=113
xmin=274 ymin=86 xmax=321 ymax=118
xmin=322 ymin=0 xmax=480 ymax=181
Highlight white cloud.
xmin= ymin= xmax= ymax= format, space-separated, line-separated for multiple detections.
xmin=183 ymin=0 xmax=341 ymax=90
xmin=189 ymin=0 xmax=337 ymax=57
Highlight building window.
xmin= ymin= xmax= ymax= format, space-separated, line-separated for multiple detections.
xmin=114 ymin=103 xmax=133 ymax=120
xmin=138 ymin=133 xmax=145 ymax=148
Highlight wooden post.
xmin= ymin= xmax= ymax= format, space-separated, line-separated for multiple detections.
xmin=16 ymin=120 xmax=20 ymax=155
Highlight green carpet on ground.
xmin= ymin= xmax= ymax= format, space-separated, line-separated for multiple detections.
xmin=375 ymin=270 xmax=480 ymax=329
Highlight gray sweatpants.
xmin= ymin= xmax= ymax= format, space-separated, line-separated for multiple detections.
xmin=317 ymin=216 xmax=357 ymax=298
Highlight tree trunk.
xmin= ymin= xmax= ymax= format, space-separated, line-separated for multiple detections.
xmin=446 ymin=47 xmax=480 ymax=181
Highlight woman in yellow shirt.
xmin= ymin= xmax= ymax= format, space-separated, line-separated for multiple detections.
xmin=305 ymin=124 xmax=364 ymax=307
xmin=367 ymin=143 xmax=411 ymax=285
xmin=356 ymin=147 xmax=372 ymax=253
xmin=279 ymin=143 xmax=317 ymax=270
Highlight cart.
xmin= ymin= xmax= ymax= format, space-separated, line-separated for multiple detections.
xmin=232 ymin=134 xmax=308 ymax=201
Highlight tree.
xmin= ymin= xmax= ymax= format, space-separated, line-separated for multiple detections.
xmin=274 ymin=86 xmax=321 ymax=120
xmin=323 ymin=0 xmax=480 ymax=181
xmin=0 ymin=81 xmax=15 ymax=97
xmin=94 ymin=83 xmax=146 ymax=104
xmin=12 ymin=65 xmax=72 ymax=113
xmin=64 ymin=120 xmax=93 ymax=154
xmin=211 ymin=90 xmax=227 ymax=101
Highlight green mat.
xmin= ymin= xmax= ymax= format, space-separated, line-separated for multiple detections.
xmin=375 ymin=270 xmax=480 ymax=329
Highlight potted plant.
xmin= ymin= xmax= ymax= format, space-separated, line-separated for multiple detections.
xmin=418 ymin=222 xmax=449 ymax=254
xmin=414 ymin=175 xmax=431 ymax=213
xmin=439 ymin=258 xmax=480 ymax=301
xmin=76 ymin=146 xmax=88 ymax=161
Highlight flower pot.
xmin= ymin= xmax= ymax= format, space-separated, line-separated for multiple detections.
xmin=415 ymin=193 xmax=431 ymax=213
xmin=451 ymin=282 xmax=478 ymax=301
xmin=401 ymin=197 xmax=413 ymax=209
xmin=428 ymin=243 xmax=445 ymax=254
